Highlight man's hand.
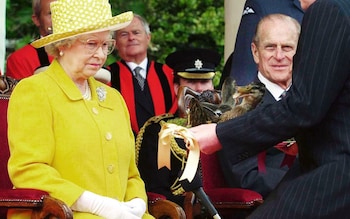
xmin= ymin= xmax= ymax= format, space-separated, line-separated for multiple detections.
xmin=190 ymin=123 xmax=222 ymax=154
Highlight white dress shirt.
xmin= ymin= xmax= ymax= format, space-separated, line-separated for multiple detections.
xmin=257 ymin=71 xmax=291 ymax=101
xmin=126 ymin=58 xmax=148 ymax=79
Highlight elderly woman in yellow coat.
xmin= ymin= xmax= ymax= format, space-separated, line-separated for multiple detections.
xmin=7 ymin=0 xmax=153 ymax=218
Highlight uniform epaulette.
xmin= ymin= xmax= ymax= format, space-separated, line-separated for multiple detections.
xmin=135 ymin=113 xmax=175 ymax=166
xmin=135 ymin=113 xmax=187 ymax=196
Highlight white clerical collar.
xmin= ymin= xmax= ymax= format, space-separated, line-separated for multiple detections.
xmin=126 ymin=58 xmax=148 ymax=78
xmin=257 ymin=72 xmax=291 ymax=101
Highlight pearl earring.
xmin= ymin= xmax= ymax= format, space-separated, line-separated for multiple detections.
xmin=59 ymin=51 xmax=64 ymax=56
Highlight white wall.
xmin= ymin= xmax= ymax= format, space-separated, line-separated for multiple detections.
xmin=0 ymin=0 xmax=5 ymax=74
xmin=224 ymin=0 xmax=245 ymax=62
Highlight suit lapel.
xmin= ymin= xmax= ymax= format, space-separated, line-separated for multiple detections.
xmin=292 ymin=0 xmax=304 ymax=12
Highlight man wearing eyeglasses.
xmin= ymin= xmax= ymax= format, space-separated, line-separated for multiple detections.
xmin=108 ymin=14 xmax=177 ymax=136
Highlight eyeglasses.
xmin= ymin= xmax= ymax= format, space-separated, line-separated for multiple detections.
xmin=78 ymin=38 xmax=116 ymax=55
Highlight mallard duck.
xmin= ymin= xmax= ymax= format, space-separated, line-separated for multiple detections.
xmin=218 ymin=80 xmax=265 ymax=122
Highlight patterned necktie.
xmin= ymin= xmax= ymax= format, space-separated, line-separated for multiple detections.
xmin=280 ymin=90 xmax=287 ymax=99
xmin=134 ymin=66 xmax=145 ymax=90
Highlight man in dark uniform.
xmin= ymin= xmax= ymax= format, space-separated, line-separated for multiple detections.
xmin=108 ymin=14 xmax=177 ymax=136
xmin=220 ymin=0 xmax=305 ymax=87
xmin=6 ymin=0 xmax=55 ymax=79
xmin=136 ymin=48 xmax=221 ymax=206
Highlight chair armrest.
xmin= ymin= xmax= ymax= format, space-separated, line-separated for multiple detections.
xmin=147 ymin=192 xmax=186 ymax=219
xmin=183 ymin=191 xmax=202 ymax=219
xmin=148 ymin=199 xmax=186 ymax=219
xmin=0 ymin=189 xmax=73 ymax=219
xmin=205 ymin=188 xmax=264 ymax=209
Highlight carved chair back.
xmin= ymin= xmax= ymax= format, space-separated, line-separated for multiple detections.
xmin=0 ymin=75 xmax=18 ymax=217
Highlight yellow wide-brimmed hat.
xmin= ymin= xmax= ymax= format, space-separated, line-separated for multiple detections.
xmin=31 ymin=0 xmax=133 ymax=48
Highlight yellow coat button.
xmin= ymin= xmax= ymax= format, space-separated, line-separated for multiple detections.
xmin=107 ymin=164 xmax=115 ymax=173
xmin=105 ymin=132 xmax=112 ymax=140
xmin=92 ymin=107 xmax=99 ymax=114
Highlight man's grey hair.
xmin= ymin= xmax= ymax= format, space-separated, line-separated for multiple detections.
xmin=253 ymin=13 xmax=301 ymax=46
xmin=116 ymin=13 xmax=151 ymax=35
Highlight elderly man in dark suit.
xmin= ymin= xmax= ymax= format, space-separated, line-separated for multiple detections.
xmin=219 ymin=13 xmax=301 ymax=198
xmin=220 ymin=0 xmax=304 ymax=87
xmin=191 ymin=0 xmax=350 ymax=217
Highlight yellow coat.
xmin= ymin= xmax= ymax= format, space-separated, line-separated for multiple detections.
xmin=7 ymin=60 xmax=153 ymax=219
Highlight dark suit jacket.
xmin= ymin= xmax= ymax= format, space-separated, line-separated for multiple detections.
xmin=217 ymin=0 xmax=350 ymax=217
xmin=219 ymin=0 xmax=304 ymax=87
xmin=218 ymin=89 xmax=290 ymax=198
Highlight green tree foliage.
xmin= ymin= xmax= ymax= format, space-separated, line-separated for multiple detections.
xmin=6 ymin=0 xmax=224 ymax=86
xmin=6 ymin=0 xmax=35 ymax=50
xmin=145 ymin=0 xmax=224 ymax=87
xmin=146 ymin=1 xmax=224 ymax=61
